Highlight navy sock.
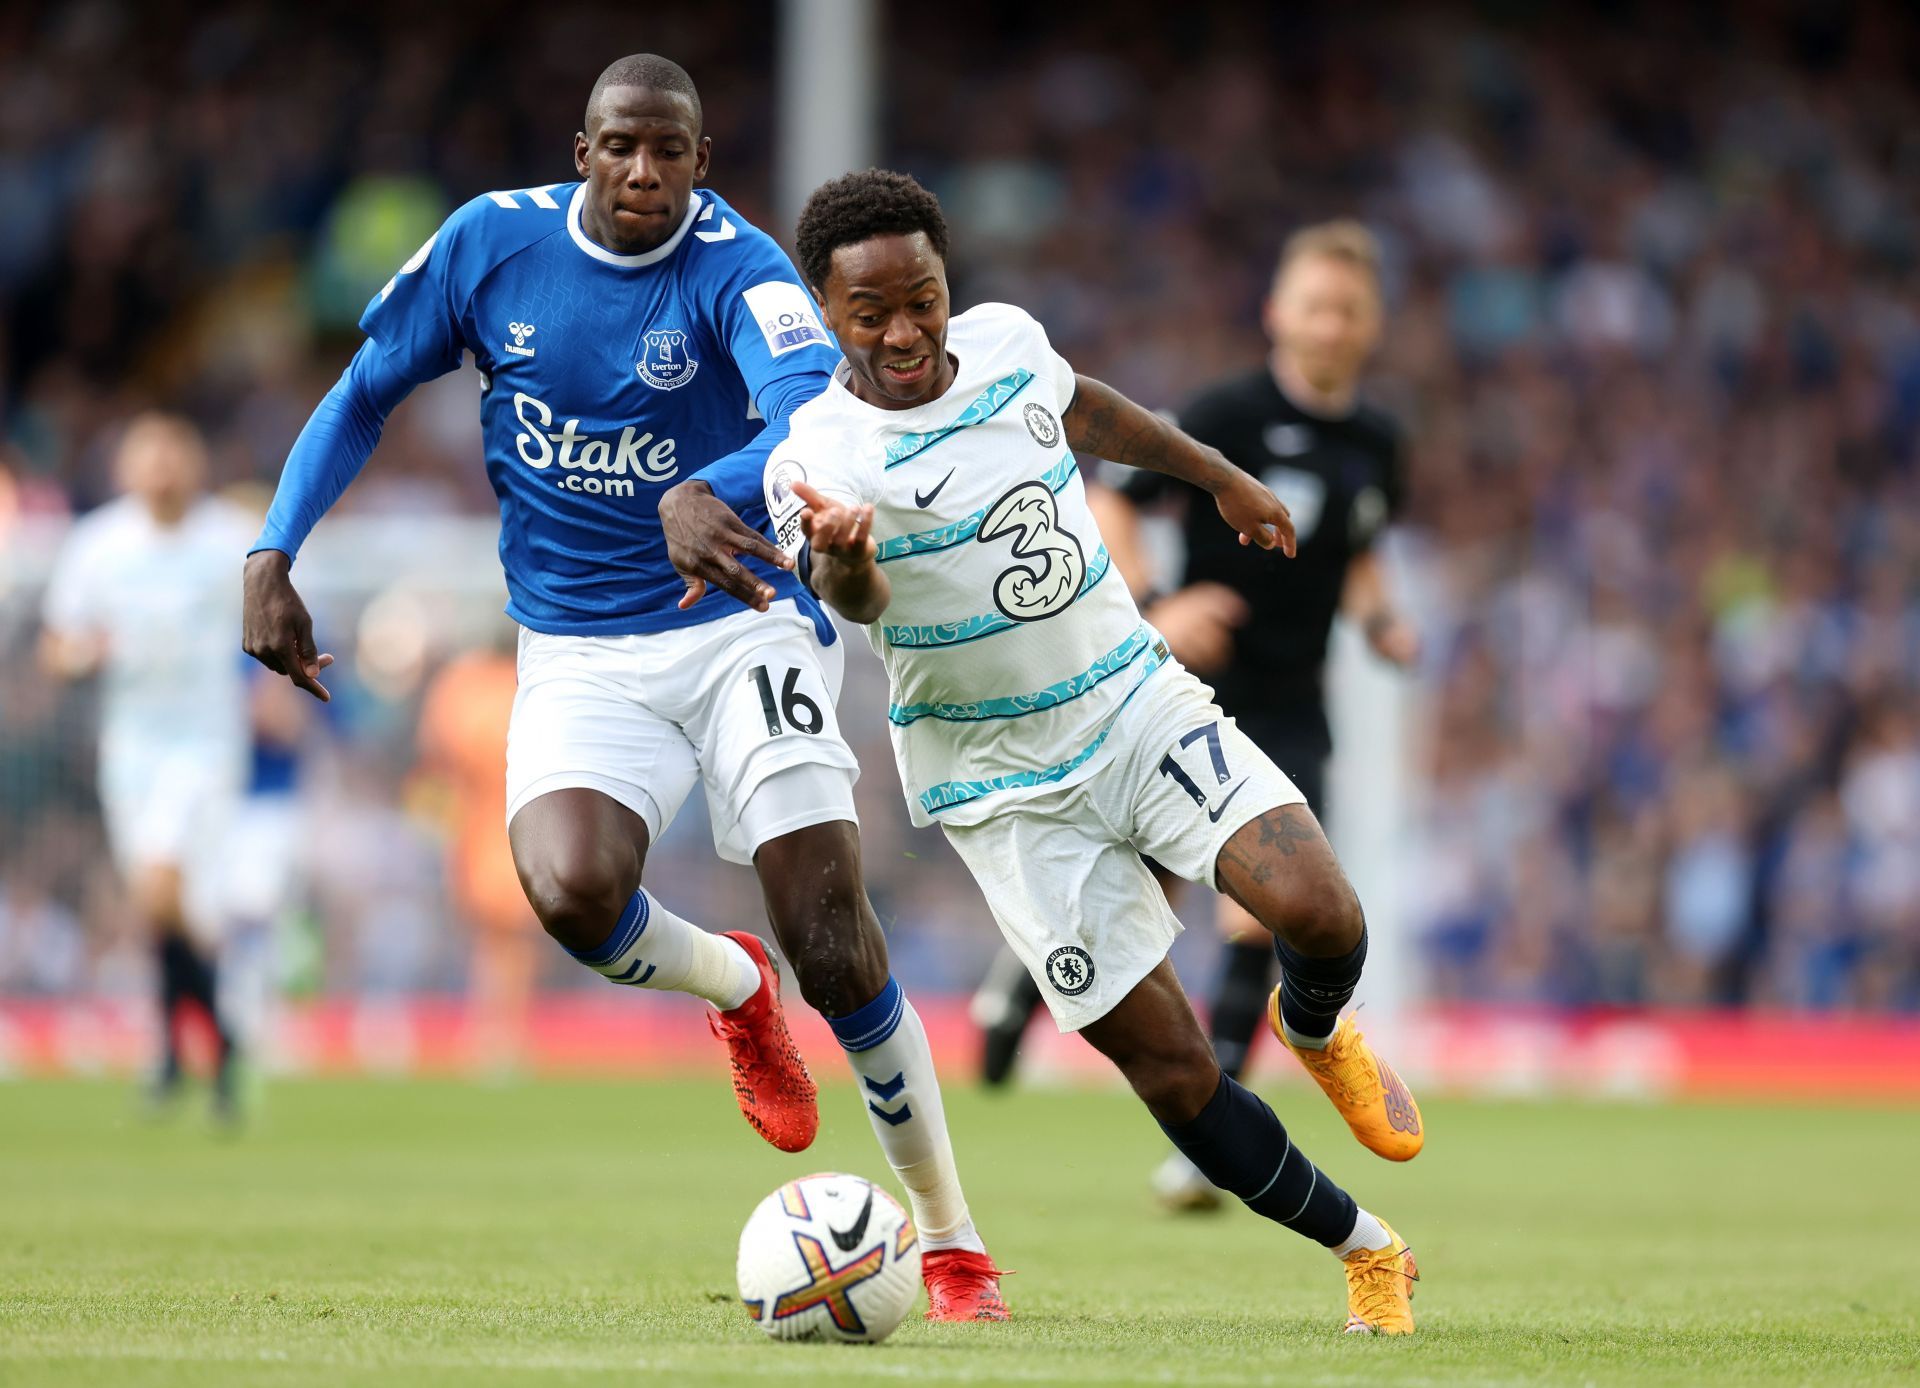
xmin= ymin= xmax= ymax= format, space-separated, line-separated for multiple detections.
xmin=155 ymin=937 xmax=187 ymax=1077
xmin=158 ymin=935 xmax=231 ymax=1062
xmin=1274 ymin=926 xmax=1367 ymax=1043
xmin=1159 ymin=1072 xmax=1357 ymax=1247
xmin=1208 ymin=941 xmax=1274 ymax=1081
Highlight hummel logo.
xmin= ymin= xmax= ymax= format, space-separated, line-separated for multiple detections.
xmin=505 ymin=322 xmax=536 ymax=358
xmin=914 ymin=470 xmax=955 ymax=508
xmin=829 ymin=1186 xmax=875 ymax=1252
xmin=1206 ymin=781 xmax=1249 ymax=823
xmin=694 ymin=201 xmax=737 ymax=244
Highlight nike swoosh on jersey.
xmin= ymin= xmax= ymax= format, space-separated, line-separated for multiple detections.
xmin=1207 ymin=781 xmax=1251 ymax=823
xmin=830 ymin=1186 xmax=875 ymax=1252
xmin=914 ymin=470 xmax=956 ymax=508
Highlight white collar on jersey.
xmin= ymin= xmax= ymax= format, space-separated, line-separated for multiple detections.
xmin=566 ymin=184 xmax=703 ymax=268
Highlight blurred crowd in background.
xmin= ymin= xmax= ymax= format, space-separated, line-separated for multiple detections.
xmin=3 ymin=1 xmax=1916 ymax=1014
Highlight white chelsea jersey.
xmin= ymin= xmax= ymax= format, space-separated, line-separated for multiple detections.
xmin=41 ymin=495 xmax=252 ymax=759
xmin=767 ymin=303 xmax=1168 ymax=827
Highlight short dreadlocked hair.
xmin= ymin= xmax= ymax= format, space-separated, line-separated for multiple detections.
xmin=795 ymin=169 xmax=950 ymax=293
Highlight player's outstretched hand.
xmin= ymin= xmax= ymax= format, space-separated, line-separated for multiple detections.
xmin=242 ymin=548 xmax=334 ymax=702
xmin=791 ymin=482 xmax=876 ymax=564
xmin=660 ymin=480 xmax=795 ymax=613
xmin=1214 ymin=470 xmax=1296 ymax=557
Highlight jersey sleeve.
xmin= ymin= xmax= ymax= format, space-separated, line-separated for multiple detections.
xmin=1005 ymin=304 xmax=1077 ymax=413
xmin=253 ymin=341 xmax=416 ymax=558
xmin=356 ymin=200 xmax=485 ymax=385
xmin=764 ymin=424 xmax=872 ymax=564
xmin=1381 ymin=418 xmax=1409 ymax=522
xmin=1351 ymin=412 xmax=1408 ymax=553
xmin=689 ymin=229 xmax=839 ymax=510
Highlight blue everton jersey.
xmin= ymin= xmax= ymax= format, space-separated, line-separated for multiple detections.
xmin=361 ymin=181 xmax=838 ymax=635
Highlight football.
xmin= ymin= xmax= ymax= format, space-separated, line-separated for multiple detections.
xmin=736 ymin=1173 xmax=921 ymax=1343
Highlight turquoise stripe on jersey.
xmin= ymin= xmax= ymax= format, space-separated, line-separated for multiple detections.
xmin=882 ymin=370 xmax=1034 ymax=470
xmin=917 ymin=644 xmax=1169 ymax=816
xmin=876 ymin=455 xmax=1079 ymax=564
xmin=882 ymin=546 xmax=1111 ymax=649
xmin=888 ymin=623 xmax=1152 ymax=725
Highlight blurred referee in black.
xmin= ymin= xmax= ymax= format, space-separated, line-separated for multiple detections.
xmin=971 ymin=220 xmax=1418 ymax=1209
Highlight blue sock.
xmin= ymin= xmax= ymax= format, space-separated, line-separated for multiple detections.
xmin=562 ymin=890 xmax=757 ymax=1009
xmin=1159 ymin=1072 xmax=1358 ymax=1248
xmin=1275 ymin=926 xmax=1367 ymax=1046
xmin=566 ymin=893 xmax=648 ymax=970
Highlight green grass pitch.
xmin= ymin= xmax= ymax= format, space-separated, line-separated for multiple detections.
xmin=3 ymin=1075 xmax=1917 ymax=1386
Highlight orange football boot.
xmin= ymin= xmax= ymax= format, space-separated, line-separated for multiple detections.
xmin=1342 ymin=1219 xmax=1417 ymax=1335
xmin=1270 ymin=1000 xmax=1424 ymax=1161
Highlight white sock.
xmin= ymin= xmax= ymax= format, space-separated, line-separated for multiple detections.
xmin=567 ymin=891 xmax=759 ymax=1011
xmin=1331 ymin=1207 xmax=1393 ymax=1259
xmin=826 ymin=976 xmax=984 ymax=1254
xmin=1282 ymin=1019 xmax=1335 ymax=1051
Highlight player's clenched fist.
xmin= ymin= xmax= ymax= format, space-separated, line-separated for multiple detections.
xmin=792 ymin=481 xmax=876 ymax=562
xmin=242 ymin=548 xmax=335 ymax=702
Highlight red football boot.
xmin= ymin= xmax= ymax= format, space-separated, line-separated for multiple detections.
xmin=923 ymin=1249 xmax=1012 ymax=1322
xmin=707 ymin=931 xmax=818 ymax=1153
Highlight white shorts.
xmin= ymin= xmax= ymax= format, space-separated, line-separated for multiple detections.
xmin=943 ymin=663 xmax=1305 ymax=1031
xmin=98 ymin=736 xmax=245 ymax=939
xmin=505 ymin=599 xmax=860 ymax=865
xmin=219 ymin=794 xmax=306 ymax=924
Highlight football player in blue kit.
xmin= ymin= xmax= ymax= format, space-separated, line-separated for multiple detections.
xmin=242 ymin=55 xmax=1006 ymax=1320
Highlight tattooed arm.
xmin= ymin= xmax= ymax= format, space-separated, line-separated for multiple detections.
xmin=1063 ymin=375 xmax=1296 ymax=555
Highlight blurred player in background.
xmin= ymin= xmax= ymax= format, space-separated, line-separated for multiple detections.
xmin=732 ymin=170 xmax=1420 ymax=1334
xmin=215 ymin=669 xmax=317 ymax=1062
xmin=243 ymin=55 xmax=1004 ymax=1316
xmin=216 ymin=484 xmax=323 ymax=1071
xmin=413 ymin=633 xmax=539 ymax=1075
xmin=39 ymin=414 xmax=255 ymax=1121
xmin=973 ymin=222 xmax=1420 ymax=1209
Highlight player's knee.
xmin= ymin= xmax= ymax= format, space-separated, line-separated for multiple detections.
xmin=757 ymin=835 xmax=889 ymax=1016
xmin=789 ymin=919 xmax=889 ymax=1018
xmin=518 ymin=843 xmax=636 ymax=954
xmin=1258 ymin=863 xmax=1364 ymax=959
xmin=1299 ymin=872 xmax=1366 ymax=957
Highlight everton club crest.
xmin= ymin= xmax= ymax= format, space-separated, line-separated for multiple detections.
xmin=638 ymin=329 xmax=699 ymax=391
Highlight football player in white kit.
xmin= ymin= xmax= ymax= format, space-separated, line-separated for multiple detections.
xmin=40 ymin=414 xmax=254 ymax=1119
xmin=699 ymin=171 xmax=1424 ymax=1334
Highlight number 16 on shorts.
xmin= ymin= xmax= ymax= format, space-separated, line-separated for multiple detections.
xmin=748 ymin=664 xmax=824 ymax=737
